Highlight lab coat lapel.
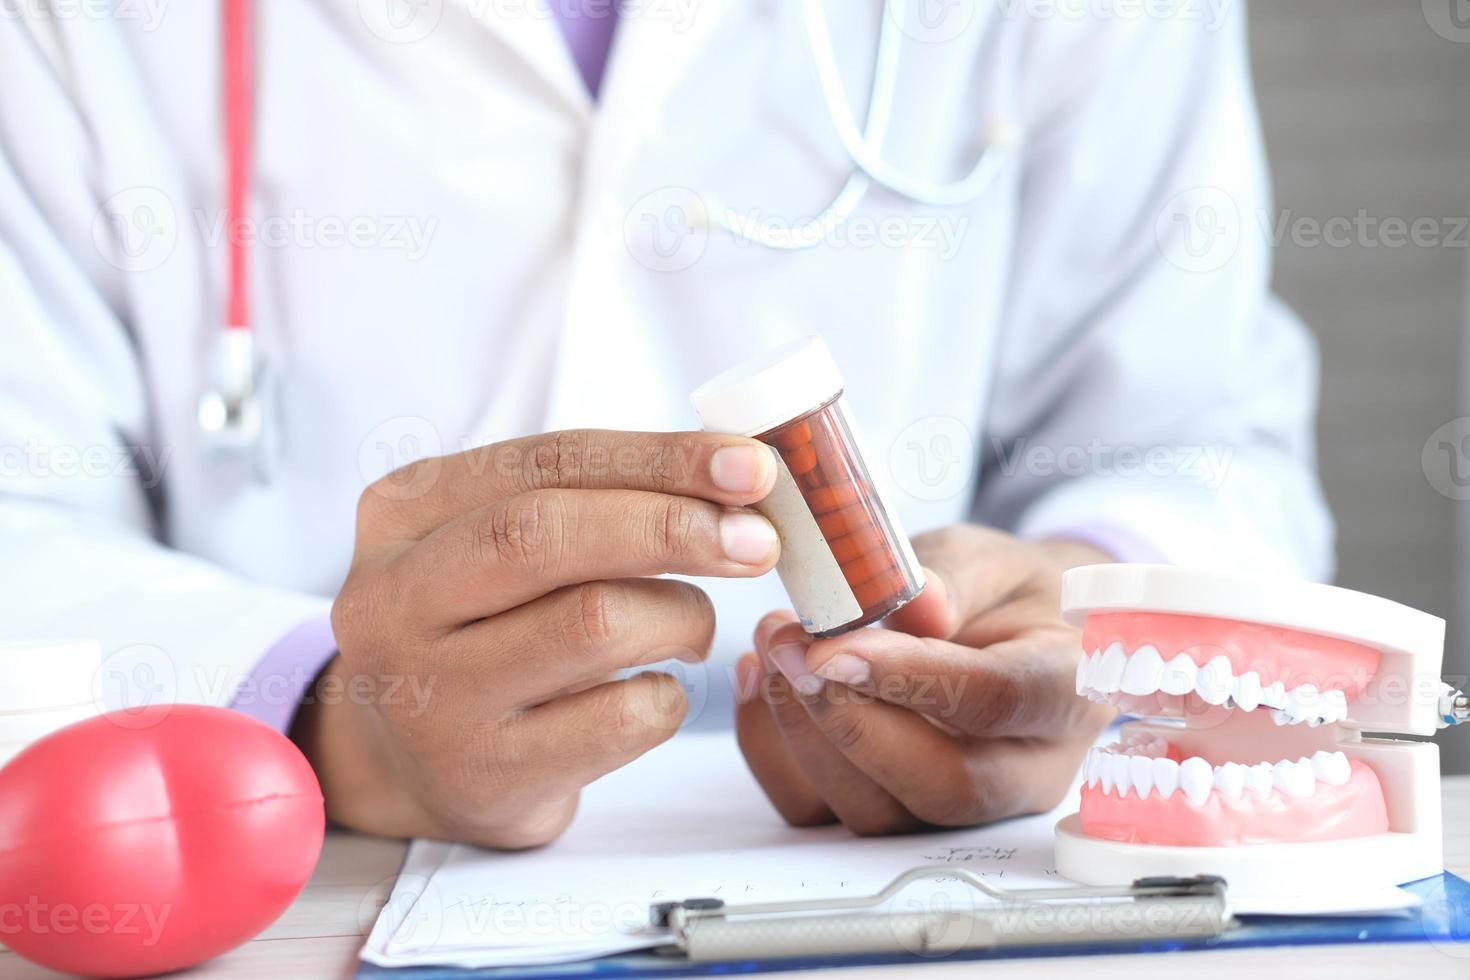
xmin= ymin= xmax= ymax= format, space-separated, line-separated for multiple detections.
xmin=445 ymin=0 xmax=591 ymax=114
xmin=592 ymin=0 xmax=740 ymax=174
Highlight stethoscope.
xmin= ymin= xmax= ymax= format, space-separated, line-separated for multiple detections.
xmin=197 ymin=0 xmax=274 ymax=477
xmin=198 ymin=0 xmax=1017 ymax=469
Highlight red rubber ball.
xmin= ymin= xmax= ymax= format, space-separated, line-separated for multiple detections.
xmin=0 ymin=705 xmax=324 ymax=977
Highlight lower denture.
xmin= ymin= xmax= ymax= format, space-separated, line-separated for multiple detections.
xmin=1079 ymin=751 xmax=1389 ymax=846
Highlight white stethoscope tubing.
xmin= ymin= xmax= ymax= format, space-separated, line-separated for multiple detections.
xmin=707 ymin=0 xmax=1018 ymax=248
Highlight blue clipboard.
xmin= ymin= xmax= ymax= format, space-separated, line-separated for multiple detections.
xmin=355 ymin=871 xmax=1470 ymax=979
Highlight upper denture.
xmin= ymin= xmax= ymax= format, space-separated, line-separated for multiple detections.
xmin=1077 ymin=612 xmax=1381 ymax=726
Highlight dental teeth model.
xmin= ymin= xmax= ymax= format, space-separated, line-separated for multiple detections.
xmin=1054 ymin=565 xmax=1460 ymax=893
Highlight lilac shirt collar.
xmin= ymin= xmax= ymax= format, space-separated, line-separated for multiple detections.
xmin=551 ymin=0 xmax=621 ymax=97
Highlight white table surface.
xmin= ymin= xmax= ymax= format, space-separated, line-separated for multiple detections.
xmin=4 ymin=777 xmax=1467 ymax=979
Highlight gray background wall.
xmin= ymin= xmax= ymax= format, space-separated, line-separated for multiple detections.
xmin=1248 ymin=1 xmax=1470 ymax=771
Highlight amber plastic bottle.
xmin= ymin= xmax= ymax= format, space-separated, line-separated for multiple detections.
xmin=692 ymin=337 xmax=924 ymax=636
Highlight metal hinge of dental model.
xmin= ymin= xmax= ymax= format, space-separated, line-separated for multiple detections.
xmin=1441 ymin=683 xmax=1470 ymax=728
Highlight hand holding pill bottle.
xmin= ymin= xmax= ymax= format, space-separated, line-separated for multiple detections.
xmin=692 ymin=336 xmax=924 ymax=635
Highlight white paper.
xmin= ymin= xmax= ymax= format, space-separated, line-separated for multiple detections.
xmin=362 ymin=732 xmax=1420 ymax=969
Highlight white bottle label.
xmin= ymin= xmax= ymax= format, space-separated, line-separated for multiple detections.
xmin=757 ymin=461 xmax=863 ymax=634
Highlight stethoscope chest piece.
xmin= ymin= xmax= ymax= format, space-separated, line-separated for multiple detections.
xmin=197 ymin=328 xmax=278 ymax=484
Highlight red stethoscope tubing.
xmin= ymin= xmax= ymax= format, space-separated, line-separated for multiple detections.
xmin=223 ymin=0 xmax=252 ymax=332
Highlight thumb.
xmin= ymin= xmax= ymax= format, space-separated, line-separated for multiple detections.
xmin=880 ymin=526 xmax=1031 ymax=640
xmin=881 ymin=566 xmax=954 ymax=639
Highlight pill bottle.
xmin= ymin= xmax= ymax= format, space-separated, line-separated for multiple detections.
xmin=691 ymin=336 xmax=925 ymax=636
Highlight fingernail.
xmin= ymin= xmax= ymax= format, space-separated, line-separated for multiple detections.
xmin=720 ymin=512 xmax=779 ymax=565
xmin=813 ymin=653 xmax=871 ymax=687
xmin=710 ymin=445 xmax=773 ymax=495
xmin=769 ymin=643 xmax=822 ymax=698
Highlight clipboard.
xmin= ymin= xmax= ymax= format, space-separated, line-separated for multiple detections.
xmin=354 ymin=869 xmax=1470 ymax=978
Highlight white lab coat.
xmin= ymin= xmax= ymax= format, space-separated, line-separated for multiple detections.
xmin=0 ymin=0 xmax=1331 ymax=718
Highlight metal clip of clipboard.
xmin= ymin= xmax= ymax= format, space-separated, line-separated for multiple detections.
xmin=651 ymin=869 xmax=1233 ymax=962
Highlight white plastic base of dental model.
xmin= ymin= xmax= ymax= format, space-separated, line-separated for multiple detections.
xmin=1055 ymin=817 xmax=1439 ymax=895
xmin=1055 ymin=737 xmax=1443 ymax=894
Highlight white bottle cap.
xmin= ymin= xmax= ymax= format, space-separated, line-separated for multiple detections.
xmin=690 ymin=336 xmax=846 ymax=437
xmin=0 ymin=639 xmax=102 ymax=714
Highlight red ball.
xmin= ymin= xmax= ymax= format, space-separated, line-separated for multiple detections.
xmin=0 ymin=705 xmax=324 ymax=977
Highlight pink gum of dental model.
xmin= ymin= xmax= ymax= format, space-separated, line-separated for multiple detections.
xmin=1080 ymin=759 xmax=1389 ymax=846
xmin=1082 ymin=611 xmax=1382 ymax=698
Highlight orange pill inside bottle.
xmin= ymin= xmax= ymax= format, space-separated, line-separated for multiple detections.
xmin=691 ymin=336 xmax=925 ymax=636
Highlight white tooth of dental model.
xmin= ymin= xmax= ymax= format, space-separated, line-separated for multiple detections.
xmin=1158 ymin=654 xmax=1196 ymax=696
xmin=1233 ymin=671 xmax=1263 ymax=712
xmin=1120 ymin=646 xmax=1163 ymax=696
xmin=1129 ymin=755 xmax=1155 ymax=800
xmin=1214 ymin=762 xmax=1246 ymax=800
xmin=1096 ymin=643 xmax=1127 ymax=694
xmin=1055 ymin=563 xmax=1458 ymax=894
xmin=1195 ymin=655 xmax=1234 ymax=706
xmin=1179 ymin=757 xmax=1213 ymax=806
xmin=1152 ymin=757 xmax=1179 ymax=799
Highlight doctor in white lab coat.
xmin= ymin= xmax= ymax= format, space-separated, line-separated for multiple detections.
xmin=0 ymin=0 xmax=1329 ymax=846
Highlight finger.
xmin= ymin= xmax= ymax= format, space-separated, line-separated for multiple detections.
xmin=733 ymin=653 xmax=834 ymax=827
xmin=797 ymin=684 xmax=1077 ymax=825
xmin=801 ymin=628 xmax=1095 ymax=737
xmin=759 ymin=645 xmax=918 ymax=835
xmin=883 ymin=526 xmax=1019 ymax=639
xmin=510 ymin=672 xmax=688 ymax=796
xmin=397 ymin=488 xmax=780 ymax=626
xmin=754 ymin=610 xmax=798 ymax=653
xmin=454 ymin=578 xmax=715 ymax=707
xmin=881 ymin=566 xmax=951 ymax=639
xmin=361 ymin=430 xmax=779 ymax=540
